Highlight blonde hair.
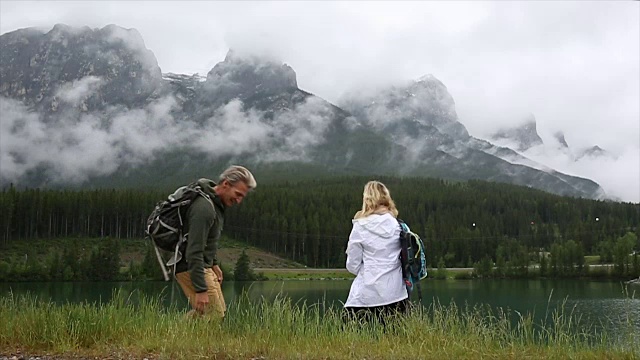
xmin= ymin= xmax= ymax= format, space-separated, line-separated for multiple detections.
xmin=354 ymin=180 xmax=398 ymax=219
xmin=219 ymin=165 xmax=257 ymax=189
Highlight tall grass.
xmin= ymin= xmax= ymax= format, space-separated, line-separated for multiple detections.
xmin=1 ymin=289 xmax=637 ymax=359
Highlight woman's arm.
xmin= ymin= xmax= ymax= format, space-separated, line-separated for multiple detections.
xmin=345 ymin=226 xmax=364 ymax=275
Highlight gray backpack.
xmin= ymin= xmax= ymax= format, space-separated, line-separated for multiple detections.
xmin=145 ymin=182 xmax=213 ymax=280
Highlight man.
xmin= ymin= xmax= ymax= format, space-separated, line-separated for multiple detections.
xmin=174 ymin=165 xmax=257 ymax=318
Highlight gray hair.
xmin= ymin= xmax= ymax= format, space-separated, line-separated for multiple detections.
xmin=219 ymin=165 xmax=257 ymax=189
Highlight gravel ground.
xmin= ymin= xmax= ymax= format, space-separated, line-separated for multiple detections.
xmin=0 ymin=352 xmax=153 ymax=360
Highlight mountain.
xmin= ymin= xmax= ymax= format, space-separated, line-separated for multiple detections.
xmin=0 ymin=24 xmax=164 ymax=112
xmin=339 ymin=76 xmax=603 ymax=198
xmin=0 ymin=24 xmax=606 ymax=199
xmin=486 ymin=118 xmax=617 ymax=164
xmin=576 ymin=145 xmax=616 ymax=161
xmin=553 ymin=131 xmax=569 ymax=149
xmin=489 ymin=115 xmax=544 ymax=152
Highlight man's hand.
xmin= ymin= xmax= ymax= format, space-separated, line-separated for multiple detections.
xmin=195 ymin=292 xmax=209 ymax=313
xmin=212 ymin=265 xmax=223 ymax=283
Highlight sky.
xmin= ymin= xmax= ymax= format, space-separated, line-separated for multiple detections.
xmin=1 ymin=1 xmax=639 ymax=201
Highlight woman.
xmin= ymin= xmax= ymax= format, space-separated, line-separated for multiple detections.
xmin=344 ymin=180 xmax=408 ymax=323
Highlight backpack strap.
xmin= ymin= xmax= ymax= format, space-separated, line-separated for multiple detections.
xmin=415 ymin=272 xmax=423 ymax=302
xmin=164 ymin=186 xmax=214 ymax=281
xmin=397 ymin=219 xmax=412 ymax=296
xmin=408 ymin=231 xmax=424 ymax=302
xmin=152 ymin=241 xmax=171 ymax=281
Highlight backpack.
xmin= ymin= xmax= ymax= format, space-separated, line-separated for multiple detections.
xmin=397 ymin=219 xmax=428 ymax=301
xmin=145 ymin=182 xmax=213 ymax=281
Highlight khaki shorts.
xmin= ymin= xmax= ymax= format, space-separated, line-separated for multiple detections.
xmin=175 ymin=267 xmax=226 ymax=318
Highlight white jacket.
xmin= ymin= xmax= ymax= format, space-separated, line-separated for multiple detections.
xmin=344 ymin=213 xmax=408 ymax=307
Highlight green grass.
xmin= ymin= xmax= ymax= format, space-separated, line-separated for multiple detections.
xmin=259 ymin=268 xmax=475 ymax=281
xmin=1 ymin=290 xmax=637 ymax=359
xmin=0 ymin=236 xmax=302 ymax=272
xmin=259 ymin=269 xmax=355 ymax=280
xmin=0 ymin=238 xmax=149 ymax=263
xmin=584 ymin=256 xmax=601 ymax=265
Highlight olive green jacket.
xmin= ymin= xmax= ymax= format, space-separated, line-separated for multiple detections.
xmin=175 ymin=178 xmax=225 ymax=293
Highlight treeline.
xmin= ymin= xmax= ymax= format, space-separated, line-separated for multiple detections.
xmin=225 ymin=177 xmax=639 ymax=269
xmin=467 ymin=232 xmax=639 ymax=279
xmin=0 ymin=187 xmax=160 ymax=242
xmin=1 ymin=177 xmax=639 ymax=271
xmin=0 ymin=238 xmax=145 ymax=282
xmin=0 ymin=237 xmax=263 ymax=282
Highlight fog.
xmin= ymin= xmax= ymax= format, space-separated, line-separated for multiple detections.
xmin=1 ymin=1 xmax=638 ymax=201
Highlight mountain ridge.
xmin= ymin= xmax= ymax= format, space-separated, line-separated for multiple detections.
xmin=0 ymin=24 xmax=606 ymax=200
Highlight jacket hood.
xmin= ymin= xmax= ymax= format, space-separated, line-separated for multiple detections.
xmin=352 ymin=213 xmax=398 ymax=239
xmin=196 ymin=178 xmax=225 ymax=210
xmin=197 ymin=178 xmax=216 ymax=197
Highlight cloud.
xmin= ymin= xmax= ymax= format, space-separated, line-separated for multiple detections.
xmin=0 ymin=1 xmax=637 ymax=199
xmin=1 ymin=94 xmax=183 ymax=184
xmin=1 ymin=97 xmax=118 ymax=183
xmin=193 ymin=100 xmax=271 ymax=157
xmin=0 ymin=97 xmax=46 ymax=180
xmin=0 ymin=89 xmax=337 ymax=185
xmin=106 ymin=96 xmax=185 ymax=162
xmin=506 ymin=141 xmax=640 ymax=203
xmin=262 ymin=96 xmax=336 ymax=162
xmin=194 ymin=96 xmax=336 ymax=163
xmin=103 ymin=24 xmax=160 ymax=72
xmin=571 ymin=147 xmax=639 ymax=203
xmin=55 ymin=76 xmax=104 ymax=104
xmin=479 ymin=126 xmax=639 ymax=203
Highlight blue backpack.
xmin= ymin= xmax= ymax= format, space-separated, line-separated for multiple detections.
xmin=398 ymin=219 xmax=428 ymax=301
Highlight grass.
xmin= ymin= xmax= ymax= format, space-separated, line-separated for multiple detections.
xmin=258 ymin=268 xmax=355 ymax=280
xmin=0 ymin=236 xmax=300 ymax=270
xmin=584 ymin=256 xmax=601 ymax=266
xmin=258 ymin=268 xmax=475 ymax=281
xmin=1 ymin=290 xmax=637 ymax=359
xmin=0 ymin=238 xmax=149 ymax=264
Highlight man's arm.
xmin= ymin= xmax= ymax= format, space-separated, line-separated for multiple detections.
xmin=185 ymin=199 xmax=216 ymax=293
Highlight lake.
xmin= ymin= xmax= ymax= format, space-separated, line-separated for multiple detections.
xmin=2 ymin=279 xmax=638 ymax=347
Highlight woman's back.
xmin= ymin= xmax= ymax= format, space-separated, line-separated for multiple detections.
xmin=344 ymin=213 xmax=407 ymax=307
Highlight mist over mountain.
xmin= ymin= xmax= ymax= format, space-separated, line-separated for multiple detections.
xmin=482 ymin=117 xmax=635 ymax=202
xmin=489 ymin=115 xmax=543 ymax=152
xmin=0 ymin=24 xmax=612 ymax=200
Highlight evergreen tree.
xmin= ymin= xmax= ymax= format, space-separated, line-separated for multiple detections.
xmin=434 ymin=257 xmax=447 ymax=280
xmin=0 ymin=260 xmax=9 ymax=281
xmin=47 ymin=251 xmax=63 ymax=280
xmin=61 ymin=244 xmax=80 ymax=280
xmin=1 ymin=176 xmax=639 ymax=279
xmin=495 ymin=253 xmax=506 ymax=278
xmin=613 ymin=232 xmax=637 ymax=276
xmin=141 ymin=244 xmax=164 ymax=280
xmin=549 ymin=243 xmax=561 ymax=276
xmin=102 ymin=238 xmax=121 ymax=280
xmin=539 ymin=251 xmax=548 ymax=277
xmin=474 ymin=255 xmax=493 ymax=278
xmin=234 ymin=249 xmax=256 ymax=281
